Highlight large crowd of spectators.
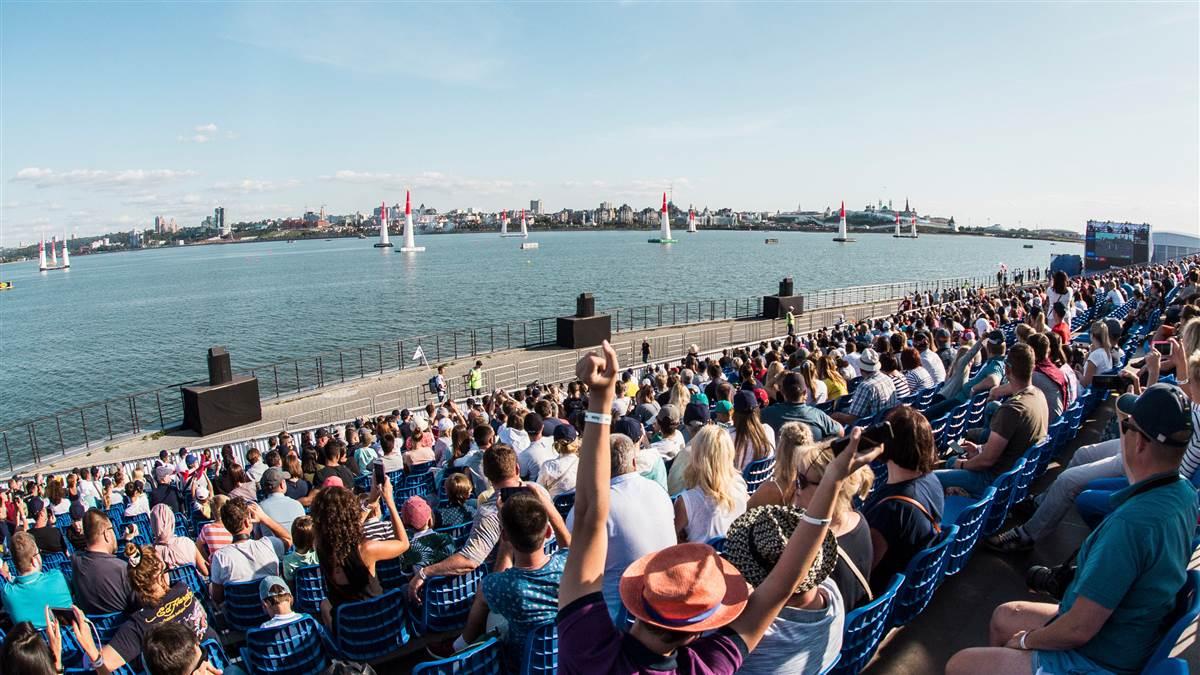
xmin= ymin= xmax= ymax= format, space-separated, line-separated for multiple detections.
xmin=1 ymin=256 xmax=1198 ymax=674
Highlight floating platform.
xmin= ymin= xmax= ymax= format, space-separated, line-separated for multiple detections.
xmin=765 ymin=238 xmax=779 ymax=244
xmin=520 ymin=242 xmax=540 ymax=250
xmin=1023 ymin=244 xmax=1034 ymax=248
xmin=648 ymin=238 xmax=678 ymax=244
xmin=373 ymin=242 xmax=394 ymax=248
xmin=0 ymin=281 xmax=13 ymax=291
xmin=501 ymin=234 xmax=527 ymax=238
xmin=39 ymin=264 xmax=70 ymax=272
xmin=399 ymin=246 xmax=426 ymax=253
xmin=893 ymin=234 xmax=919 ymax=239
xmin=832 ymin=237 xmax=856 ymax=243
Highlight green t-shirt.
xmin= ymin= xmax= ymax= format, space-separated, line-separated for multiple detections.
xmin=1057 ymin=473 xmax=1198 ymax=674
xmin=399 ymin=531 xmax=455 ymax=570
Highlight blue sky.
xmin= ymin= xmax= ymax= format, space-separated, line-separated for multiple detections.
xmin=1 ymin=1 xmax=1196 ymax=244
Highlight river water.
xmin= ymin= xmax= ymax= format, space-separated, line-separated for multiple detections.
xmin=0 ymin=230 xmax=1078 ymax=427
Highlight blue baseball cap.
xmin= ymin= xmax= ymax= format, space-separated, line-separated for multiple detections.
xmin=1116 ymin=383 xmax=1193 ymax=446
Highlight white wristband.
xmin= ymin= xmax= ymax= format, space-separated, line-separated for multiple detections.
xmin=1019 ymin=631 xmax=1029 ymax=650
xmin=799 ymin=512 xmax=832 ymax=526
xmin=583 ymin=411 xmax=612 ymax=425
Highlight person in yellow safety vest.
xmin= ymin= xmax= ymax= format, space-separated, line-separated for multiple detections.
xmin=467 ymin=360 xmax=484 ymax=396
xmin=786 ymin=309 xmax=795 ymax=336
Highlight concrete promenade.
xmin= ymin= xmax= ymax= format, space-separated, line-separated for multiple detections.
xmin=27 ymin=295 xmax=910 ymax=475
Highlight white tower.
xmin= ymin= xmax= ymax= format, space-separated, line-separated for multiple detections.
xmin=894 ymin=211 xmax=901 ymax=237
xmin=399 ymin=189 xmax=424 ymax=252
xmin=38 ymin=237 xmax=47 ymax=271
xmin=50 ymin=236 xmax=59 ymax=266
xmin=61 ymin=232 xmax=70 ymax=268
xmin=687 ymin=206 xmax=697 ymax=233
xmin=910 ymin=214 xmax=918 ymax=238
xmin=375 ymin=200 xmax=393 ymax=247
xmin=519 ymin=209 xmax=529 ymax=238
xmin=499 ymin=209 xmax=508 ymax=236
xmin=833 ymin=201 xmax=854 ymax=242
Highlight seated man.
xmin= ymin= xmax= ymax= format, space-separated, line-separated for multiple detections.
xmin=27 ymin=503 xmax=68 ymax=555
xmin=936 ymin=344 xmax=1048 ymax=498
xmin=455 ymin=486 xmax=571 ymax=668
xmin=255 ymin=468 xmax=305 ymax=536
xmin=0 ymin=531 xmax=73 ymax=628
xmin=141 ymin=623 xmax=226 ymax=675
xmin=407 ymin=444 xmax=524 ymax=603
xmin=760 ymin=373 xmax=844 ymax=441
xmin=830 ymin=349 xmax=897 ymax=425
xmin=209 ymin=499 xmax=288 ymax=606
xmin=947 ymin=382 xmax=1196 ymax=675
xmin=923 ymin=331 xmax=1008 ymax=421
xmin=72 ymin=508 xmax=136 ymax=615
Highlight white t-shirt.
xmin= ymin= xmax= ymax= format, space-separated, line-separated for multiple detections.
xmin=210 ymin=538 xmax=280 ymax=586
xmin=919 ymin=348 xmax=947 ymax=385
xmin=974 ymin=317 xmax=991 ymax=337
xmin=517 ymin=438 xmax=557 ymax=481
xmin=805 ymin=378 xmax=829 ymax=404
xmin=1047 ymin=287 xmax=1075 ymax=322
xmin=1182 ymin=403 xmax=1200 ymax=483
xmin=1087 ymin=348 xmax=1114 ymax=374
xmin=1105 ymin=289 xmax=1125 ymax=307
xmin=729 ymin=424 xmax=777 ymax=471
xmin=844 ymin=352 xmax=863 ymax=377
xmin=678 ymin=483 xmax=748 ymax=543
xmin=651 ymin=430 xmax=687 ymax=460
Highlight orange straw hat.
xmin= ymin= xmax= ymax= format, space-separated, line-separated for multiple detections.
xmin=619 ymin=542 xmax=750 ymax=633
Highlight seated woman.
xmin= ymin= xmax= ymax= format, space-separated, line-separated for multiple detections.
xmin=311 ymin=477 xmax=409 ymax=627
xmin=864 ymin=405 xmax=944 ymax=594
xmin=730 ymin=390 xmax=776 ymax=472
xmin=71 ymin=544 xmax=217 ymax=675
xmin=538 ymin=424 xmax=581 ymax=497
xmin=150 ymin=504 xmax=208 ymax=576
xmin=725 ymin=505 xmax=844 ymax=675
xmin=674 ymin=425 xmax=748 ymax=543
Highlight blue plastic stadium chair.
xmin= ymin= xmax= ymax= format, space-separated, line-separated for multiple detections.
xmin=521 ymin=620 xmax=558 ymax=675
xmin=107 ymin=503 xmax=126 ymax=525
xmin=86 ymin=611 xmax=129 ymax=643
xmin=174 ymin=511 xmax=192 ymax=538
xmin=1011 ymin=447 xmax=1043 ymax=505
xmin=396 ymin=472 xmax=437 ymax=503
xmin=980 ymin=458 xmax=1027 ymax=536
xmin=1031 ymin=437 xmax=1055 ymax=479
xmin=831 ymin=574 xmax=904 ymax=675
xmin=552 ymin=491 xmax=576 ymax=520
xmin=223 ymin=578 xmax=271 ymax=632
xmin=413 ymin=636 xmax=502 ymax=675
xmin=293 ymin=564 xmax=328 ymax=616
xmin=743 ymin=456 xmax=776 ymax=495
xmin=375 ymin=556 xmax=410 ymax=590
xmin=201 ymin=638 xmax=231 ymax=670
xmin=706 ymin=536 xmax=727 ymax=554
xmin=436 ymin=521 xmax=472 ymax=549
xmin=353 ymin=474 xmax=372 ymax=493
xmin=412 ymin=565 xmax=489 ymax=635
xmin=942 ymin=488 xmax=996 ymax=578
xmin=332 ymin=588 xmax=410 ymax=662
xmin=889 ymin=526 xmax=957 ymax=628
xmin=241 ymin=614 xmax=334 ymax=675
xmin=55 ymin=513 xmax=73 ymax=529
xmin=1141 ymin=570 xmax=1200 ymax=675
xmin=1143 ymin=658 xmax=1188 ymax=675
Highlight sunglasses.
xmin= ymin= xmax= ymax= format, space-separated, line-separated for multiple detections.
xmin=1120 ymin=418 xmax=1149 ymax=441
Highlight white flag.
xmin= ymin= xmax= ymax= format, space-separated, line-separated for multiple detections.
xmin=412 ymin=345 xmax=426 ymax=362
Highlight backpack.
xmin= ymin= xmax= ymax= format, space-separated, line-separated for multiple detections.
xmin=428 ymin=375 xmax=440 ymax=395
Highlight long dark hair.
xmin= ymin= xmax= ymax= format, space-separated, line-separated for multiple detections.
xmin=311 ymin=486 xmax=365 ymax=578
xmin=0 ymin=622 xmax=57 ymax=675
xmin=1052 ymin=270 xmax=1069 ymax=295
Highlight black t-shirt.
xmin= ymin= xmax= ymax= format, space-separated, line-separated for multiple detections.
xmin=66 ymin=525 xmax=87 ymax=551
xmin=284 ymin=478 xmax=311 ymax=501
xmin=108 ymin=583 xmax=215 ymax=665
xmin=865 ymin=473 xmax=945 ymax=593
xmin=30 ymin=525 xmax=67 ymax=554
xmin=830 ymin=515 xmax=874 ymax=611
xmin=313 ymin=464 xmax=356 ymax=489
xmin=71 ymin=550 xmax=135 ymax=615
xmin=150 ymin=483 xmax=182 ymax=512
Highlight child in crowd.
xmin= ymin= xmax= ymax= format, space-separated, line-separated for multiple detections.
xmin=258 ymin=575 xmax=304 ymax=629
xmin=281 ymin=516 xmax=318 ymax=583
xmin=197 ymin=494 xmax=232 ymax=562
xmin=398 ymin=496 xmax=454 ymax=571
xmin=437 ymin=473 xmax=476 ymax=528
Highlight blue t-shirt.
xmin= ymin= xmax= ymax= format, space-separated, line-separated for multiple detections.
xmin=1056 ymin=473 xmax=1197 ymax=674
xmin=864 ymin=473 xmax=945 ymax=592
xmin=482 ymin=549 xmax=568 ymax=665
xmin=1 ymin=569 xmax=73 ymax=628
xmin=957 ymin=357 xmax=1005 ymax=402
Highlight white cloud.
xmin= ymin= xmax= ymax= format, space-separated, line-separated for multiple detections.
xmin=10 ymin=168 xmax=199 ymax=190
xmin=179 ymin=123 xmax=227 ymax=143
xmin=322 ymin=170 xmax=524 ymax=195
xmin=195 ymin=123 xmax=218 ymax=134
xmin=211 ymin=178 xmax=300 ymax=194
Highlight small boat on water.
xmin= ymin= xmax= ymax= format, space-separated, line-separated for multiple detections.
xmin=520 ymin=242 xmax=540 ymax=250
xmin=0 ymin=281 xmax=13 ymax=291
xmin=765 ymin=238 xmax=779 ymax=244
xmin=1023 ymin=244 xmax=1034 ymax=248
xmin=357 ymin=233 xmax=366 ymax=239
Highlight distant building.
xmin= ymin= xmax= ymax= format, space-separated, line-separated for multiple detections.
xmin=215 ymin=207 xmax=228 ymax=236
xmin=128 ymin=230 xmax=143 ymax=249
xmin=1152 ymin=230 xmax=1200 ymax=262
xmin=530 ymin=199 xmax=544 ymax=215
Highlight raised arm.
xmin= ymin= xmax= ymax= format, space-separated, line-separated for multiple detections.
xmin=559 ymin=341 xmax=617 ymax=609
xmin=363 ymin=476 xmax=410 ymax=563
xmin=729 ymin=428 xmax=883 ymax=652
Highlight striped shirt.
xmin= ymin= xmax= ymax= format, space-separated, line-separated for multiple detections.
xmin=1183 ymin=403 xmax=1200 ymax=485
xmin=198 ymin=522 xmax=233 ymax=557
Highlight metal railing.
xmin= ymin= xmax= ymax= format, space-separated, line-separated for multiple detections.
xmin=0 ymin=270 xmax=1026 ymax=473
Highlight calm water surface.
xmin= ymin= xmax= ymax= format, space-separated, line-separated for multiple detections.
xmin=0 ymin=230 xmax=1079 ymax=426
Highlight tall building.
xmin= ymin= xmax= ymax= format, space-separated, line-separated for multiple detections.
xmin=530 ymin=199 xmax=544 ymax=215
xmin=215 ymin=206 xmax=228 ymax=236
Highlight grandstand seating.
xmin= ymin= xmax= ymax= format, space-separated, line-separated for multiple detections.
xmin=412 ymin=636 xmax=503 ymax=674
xmin=552 ymin=491 xmax=575 ymax=520
xmin=889 ymin=526 xmax=957 ymax=628
xmin=223 ymin=578 xmax=272 ymax=632
xmin=1142 ymin=570 xmax=1200 ymax=675
xmin=86 ymin=610 xmax=129 ymax=644
xmin=978 ymin=458 xmax=1027 ymax=537
xmin=742 ymin=455 xmax=776 ymax=494
xmin=293 ymin=564 xmax=329 ymax=616
xmin=437 ymin=521 xmax=473 ymax=549
xmin=411 ymin=566 xmax=489 ymax=635
xmin=942 ymin=487 xmax=995 ymax=578
xmin=332 ymin=588 xmax=410 ymax=662
xmin=521 ymin=620 xmax=558 ymax=675
xmin=240 ymin=614 xmax=334 ymax=675
xmin=831 ymin=574 xmax=905 ymax=675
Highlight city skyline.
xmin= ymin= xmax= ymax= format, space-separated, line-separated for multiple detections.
xmin=1 ymin=2 xmax=1197 ymax=245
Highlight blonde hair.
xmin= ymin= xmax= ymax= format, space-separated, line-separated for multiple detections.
xmin=797 ymin=443 xmax=874 ymax=517
xmin=683 ymin=425 xmax=746 ymax=512
xmin=667 ymin=382 xmax=690 ymax=410
xmin=773 ymin=422 xmax=816 ymax=501
xmin=553 ymin=437 xmax=582 ymax=456
xmin=764 ymin=362 xmax=786 ymax=398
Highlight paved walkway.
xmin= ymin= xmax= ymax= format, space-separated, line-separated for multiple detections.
xmin=28 ymin=296 xmax=905 ymax=475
